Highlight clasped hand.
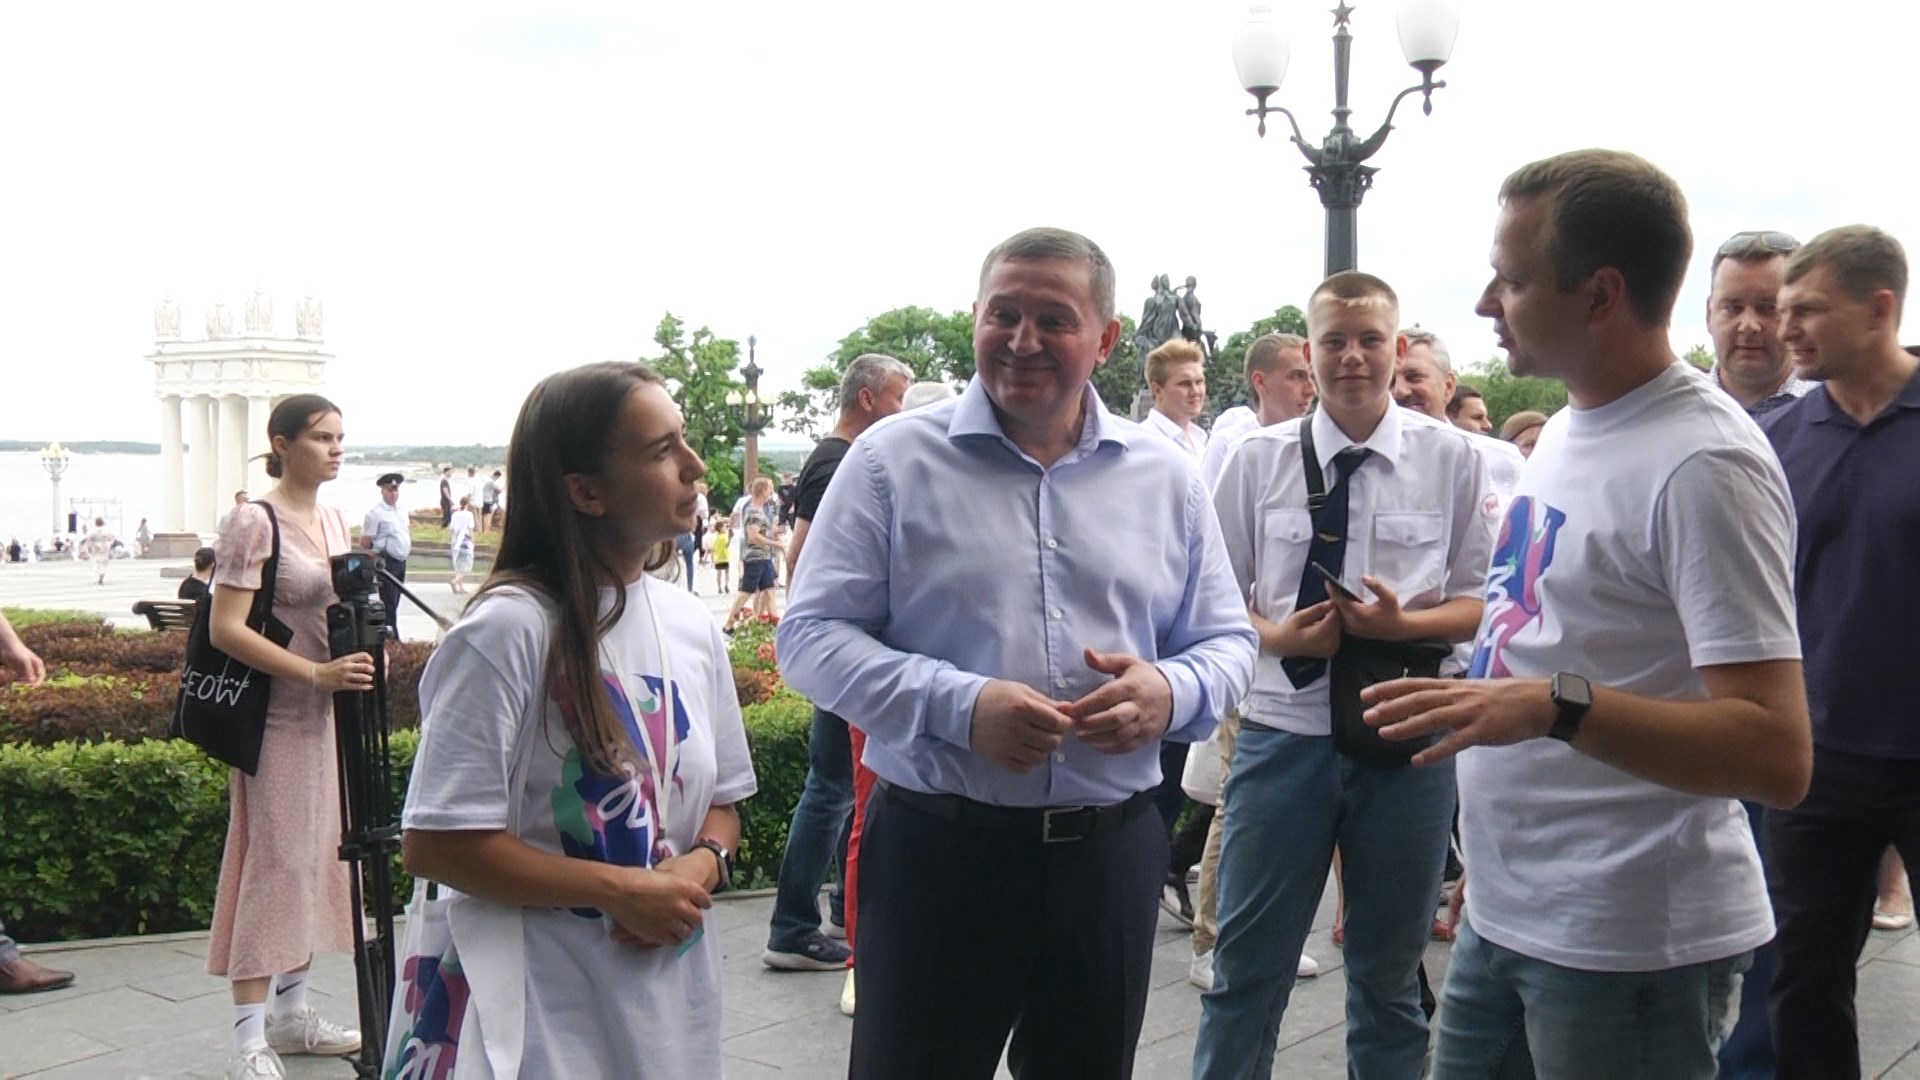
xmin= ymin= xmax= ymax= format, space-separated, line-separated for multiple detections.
xmin=604 ymin=857 xmax=715 ymax=950
xmin=969 ymin=648 xmax=1173 ymax=773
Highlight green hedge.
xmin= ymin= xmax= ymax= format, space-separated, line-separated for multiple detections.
xmin=1 ymin=693 xmax=817 ymax=943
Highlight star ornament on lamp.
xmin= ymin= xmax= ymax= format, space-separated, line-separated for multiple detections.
xmin=1232 ymin=1 xmax=1460 ymax=276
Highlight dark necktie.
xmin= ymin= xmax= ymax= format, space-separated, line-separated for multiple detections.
xmin=1281 ymin=445 xmax=1373 ymax=689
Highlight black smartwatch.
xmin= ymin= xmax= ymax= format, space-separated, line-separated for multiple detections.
xmin=1548 ymin=672 xmax=1593 ymax=743
xmin=692 ymin=838 xmax=733 ymax=894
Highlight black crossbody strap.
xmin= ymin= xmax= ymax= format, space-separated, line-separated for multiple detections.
xmin=249 ymin=502 xmax=284 ymax=635
xmin=1299 ymin=416 xmax=1327 ymax=511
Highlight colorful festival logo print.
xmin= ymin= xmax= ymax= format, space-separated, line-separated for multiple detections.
xmin=1469 ymin=496 xmax=1567 ymax=679
xmin=385 ymin=954 xmax=469 ymax=1080
xmin=549 ymin=670 xmax=692 ymax=917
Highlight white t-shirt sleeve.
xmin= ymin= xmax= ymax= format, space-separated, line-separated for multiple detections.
xmin=1654 ymin=448 xmax=1802 ymax=668
xmin=403 ymin=593 xmax=548 ymax=832
xmin=705 ymin=620 xmax=758 ymax=807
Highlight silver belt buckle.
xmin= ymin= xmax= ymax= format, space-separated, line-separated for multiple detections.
xmin=1042 ymin=806 xmax=1089 ymax=843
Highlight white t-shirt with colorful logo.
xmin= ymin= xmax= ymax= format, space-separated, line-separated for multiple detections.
xmin=1457 ymin=363 xmax=1800 ymax=973
xmin=405 ymin=578 xmax=757 ymax=1075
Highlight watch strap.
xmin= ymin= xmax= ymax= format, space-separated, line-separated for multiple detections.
xmin=693 ymin=838 xmax=732 ymax=893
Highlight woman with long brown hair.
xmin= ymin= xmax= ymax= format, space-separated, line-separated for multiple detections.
xmin=402 ymin=362 xmax=756 ymax=1075
xmin=207 ymin=394 xmax=376 ymax=1079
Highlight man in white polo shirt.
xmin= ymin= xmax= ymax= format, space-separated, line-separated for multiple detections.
xmin=1365 ymin=149 xmax=1812 ymax=1078
xmin=1142 ymin=339 xmax=1210 ymax=458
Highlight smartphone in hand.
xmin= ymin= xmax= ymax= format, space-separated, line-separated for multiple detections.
xmin=1310 ymin=561 xmax=1364 ymax=602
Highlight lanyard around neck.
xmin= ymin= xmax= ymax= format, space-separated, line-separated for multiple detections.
xmin=597 ymin=580 xmax=677 ymax=853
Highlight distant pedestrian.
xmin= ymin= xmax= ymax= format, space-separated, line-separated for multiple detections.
xmin=362 ymin=473 xmax=412 ymax=639
xmin=82 ymin=517 xmax=115 ymax=585
xmin=480 ymin=469 xmax=502 ymax=531
xmin=447 ymin=497 xmax=476 ymax=595
xmin=676 ymin=531 xmax=698 ymax=592
xmin=135 ymin=517 xmax=152 ymax=555
xmin=711 ymin=522 xmax=731 ymax=593
xmin=437 ymin=465 xmax=453 ymax=527
xmin=178 ymin=547 xmax=216 ymax=602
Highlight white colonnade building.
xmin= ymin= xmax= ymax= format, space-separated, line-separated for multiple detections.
xmin=147 ymin=288 xmax=332 ymax=539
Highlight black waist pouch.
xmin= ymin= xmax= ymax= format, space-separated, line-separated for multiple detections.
xmin=1329 ymin=637 xmax=1451 ymax=768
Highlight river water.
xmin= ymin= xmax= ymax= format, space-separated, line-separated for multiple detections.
xmin=0 ymin=452 xmax=435 ymax=550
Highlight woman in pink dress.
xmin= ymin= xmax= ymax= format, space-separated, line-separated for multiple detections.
xmin=206 ymin=394 xmax=378 ymax=1080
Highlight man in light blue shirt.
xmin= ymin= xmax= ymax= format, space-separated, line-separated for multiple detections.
xmin=778 ymin=226 xmax=1256 ymax=1080
xmin=361 ymin=473 xmax=412 ymax=638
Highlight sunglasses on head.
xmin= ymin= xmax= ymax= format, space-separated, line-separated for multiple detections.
xmin=1717 ymin=230 xmax=1799 ymax=257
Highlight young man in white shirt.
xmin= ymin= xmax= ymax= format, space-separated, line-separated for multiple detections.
xmin=1199 ymin=332 xmax=1315 ymax=492
xmin=1364 ymin=149 xmax=1811 ymax=1078
xmin=1142 ymin=339 xmax=1210 ymax=457
xmin=1196 ymin=272 xmax=1497 ymax=1078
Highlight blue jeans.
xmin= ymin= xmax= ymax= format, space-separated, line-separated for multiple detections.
xmin=767 ymin=707 xmax=855 ymax=951
xmin=1194 ymin=725 xmax=1455 ymax=1079
xmin=1434 ymin=917 xmax=1747 ymax=1079
xmin=1717 ymin=800 xmax=1776 ymax=1080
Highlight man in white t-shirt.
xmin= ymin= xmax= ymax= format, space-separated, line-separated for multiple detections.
xmin=1363 ymin=149 xmax=1812 ymax=1078
xmin=1141 ymin=338 xmax=1210 ymax=458
xmin=1195 ymin=272 xmax=1496 ymax=1078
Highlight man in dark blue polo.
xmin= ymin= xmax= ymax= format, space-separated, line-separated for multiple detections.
xmin=1762 ymin=224 xmax=1920 ymax=1077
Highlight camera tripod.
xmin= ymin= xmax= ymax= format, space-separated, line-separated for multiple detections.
xmin=327 ymin=555 xmax=451 ymax=1077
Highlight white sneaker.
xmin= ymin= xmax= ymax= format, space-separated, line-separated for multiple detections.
xmin=225 ymin=1044 xmax=286 ymax=1080
xmin=264 ymin=1006 xmax=362 ymax=1057
xmin=1298 ymin=953 xmax=1321 ymax=979
xmin=1188 ymin=950 xmax=1214 ymax=991
xmin=839 ymin=968 xmax=857 ymax=1017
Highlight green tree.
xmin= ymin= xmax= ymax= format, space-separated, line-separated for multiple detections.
xmin=1682 ymin=344 xmax=1715 ymax=371
xmin=1457 ymin=357 xmax=1569 ymax=431
xmin=777 ymin=307 xmax=976 ymax=436
xmin=645 ymin=313 xmax=746 ymax=500
xmin=1204 ymin=306 xmax=1309 ymax=421
xmin=1089 ymin=313 xmax=1143 ymax=416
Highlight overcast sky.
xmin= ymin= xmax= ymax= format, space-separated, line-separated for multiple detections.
xmin=2 ymin=1 xmax=1913 ymax=447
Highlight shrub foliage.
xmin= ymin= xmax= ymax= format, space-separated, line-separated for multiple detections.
xmin=1 ymin=610 xmax=819 ymax=939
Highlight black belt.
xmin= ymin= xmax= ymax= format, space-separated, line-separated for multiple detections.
xmin=878 ymin=781 xmax=1155 ymax=844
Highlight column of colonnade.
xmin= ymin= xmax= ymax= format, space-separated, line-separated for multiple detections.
xmin=159 ymin=395 xmax=184 ymax=531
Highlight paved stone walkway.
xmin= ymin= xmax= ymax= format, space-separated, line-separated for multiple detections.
xmin=4 ymin=562 xmax=1918 ymax=1076
xmin=2 ymin=888 xmax=1916 ymax=1078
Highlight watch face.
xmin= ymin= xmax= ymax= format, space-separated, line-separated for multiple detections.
xmin=1555 ymin=673 xmax=1593 ymax=708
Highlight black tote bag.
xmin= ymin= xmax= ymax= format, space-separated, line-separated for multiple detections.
xmin=169 ymin=503 xmax=295 ymax=775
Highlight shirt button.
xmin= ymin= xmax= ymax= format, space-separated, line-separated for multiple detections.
xmin=1050 ymin=608 xmax=1063 ymax=619
xmin=1046 ymin=538 xmax=1059 ymax=550
xmin=1054 ymin=676 xmax=1068 ymax=688
xmin=1055 ymin=753 xmax=1066 ymax=763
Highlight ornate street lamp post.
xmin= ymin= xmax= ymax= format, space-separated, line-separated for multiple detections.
xmin=40 ymin=441 xmax=70 ymax=538
xmin=1233 ymin=1 xmax=1460 ymax=277
xmin=726 ymin=334 xmax=772 ymax=494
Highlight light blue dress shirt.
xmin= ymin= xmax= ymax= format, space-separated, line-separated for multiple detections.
xmin=777 ymin=378 xmax=1257 ymax=808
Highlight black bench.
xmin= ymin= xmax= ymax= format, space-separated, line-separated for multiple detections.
xmin=132 ymin=600 xmax=197 ymax=632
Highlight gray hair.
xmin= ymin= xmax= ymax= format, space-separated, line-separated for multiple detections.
xmin=839 ymin=353 xmax=914 ymax=411
xmin=902 ymin=381 xmax=958 ymax=411
xmin=978 ymin=227 xmax=1117 ymax=322
xmin=1400 ymin=327 xmax=1453 ymax=374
